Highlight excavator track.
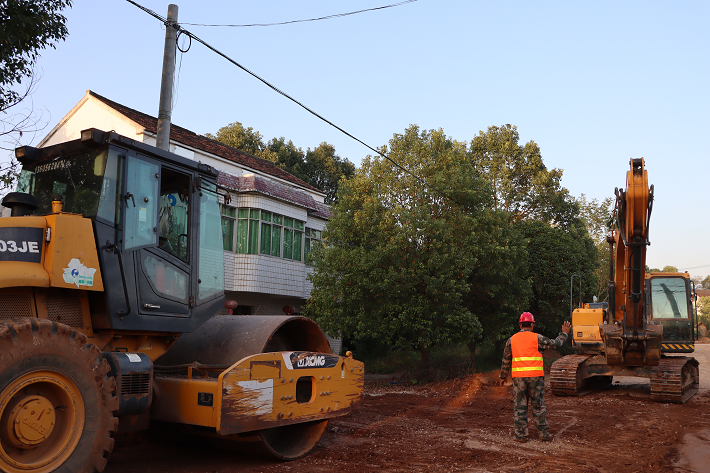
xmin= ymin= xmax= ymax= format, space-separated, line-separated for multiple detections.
xmin=549 ymin=354 xmax=593 ymax=396
xmin=649 ymin=357 xmax=699 ymax=404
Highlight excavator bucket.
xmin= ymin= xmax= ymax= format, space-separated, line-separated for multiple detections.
xmin=601 ymin=323 xmax=662 ymax=366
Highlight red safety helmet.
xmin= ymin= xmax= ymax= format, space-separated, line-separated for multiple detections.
xmin=519 ymin=312 xmax=535 ymax=324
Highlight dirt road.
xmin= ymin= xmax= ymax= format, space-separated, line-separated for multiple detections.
xmin=105 ymin=345 xmax=710 ymax=473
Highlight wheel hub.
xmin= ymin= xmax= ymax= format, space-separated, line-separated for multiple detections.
xmin=0 ymin=371 xmax=84 ymax=471
xmin=8 ymin=396 xmax=56 ymax=449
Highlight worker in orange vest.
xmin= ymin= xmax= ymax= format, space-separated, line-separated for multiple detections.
xmin=499 ymin=312 xmax=571 ymax=442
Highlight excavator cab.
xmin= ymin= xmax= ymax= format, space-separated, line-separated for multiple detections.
xmin=647 ymin=273 xmax=696 ymax=352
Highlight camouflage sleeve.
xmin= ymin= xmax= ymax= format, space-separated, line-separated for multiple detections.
xmin=500 ymin=338 xmax=513 ymax=379
xmin=538 ymin=332 xmax=568 ymax=351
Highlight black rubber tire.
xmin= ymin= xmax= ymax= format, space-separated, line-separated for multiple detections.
xmin=0 ymin=318 xmax=118 ymax=473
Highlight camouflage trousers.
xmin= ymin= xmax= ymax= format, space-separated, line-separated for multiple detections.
xmin=512 ymin=376 xmax=548 ymax=439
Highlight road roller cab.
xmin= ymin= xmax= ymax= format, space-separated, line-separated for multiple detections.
xmin=0 ymin=129 xmax=364 ymax=472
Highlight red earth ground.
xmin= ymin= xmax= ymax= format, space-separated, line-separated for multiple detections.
xmin=105 ymin=344 xmax=710 ymax=473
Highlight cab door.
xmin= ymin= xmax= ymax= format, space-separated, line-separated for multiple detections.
xmin=124 ymin=155 xmax=192 ymax=317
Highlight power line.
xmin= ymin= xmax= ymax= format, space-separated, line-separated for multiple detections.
xmin=679 ymin=264 xmax=710 ymax=271
xmin=180 ymin=1 xmax=418 ymax=27
xmin=125 ymin=0 xmax=468 ymax=208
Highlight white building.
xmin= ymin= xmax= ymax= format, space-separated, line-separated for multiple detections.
xmin=39 ymin=90 xmax=329 ymax=317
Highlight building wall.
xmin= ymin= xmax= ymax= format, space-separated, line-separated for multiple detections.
xmin=225 ymin=253 xmax=305 ymax=298
xmin=41 ymin=98 xmax=143 ymax=147
xmin=221 ymin=193 xmax=326 ymax=300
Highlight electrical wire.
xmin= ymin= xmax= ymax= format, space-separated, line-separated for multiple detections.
xmin=172 ymin=30 xmax=191 ymax=111
xmin=180 ymin=1 xmax=417 ymax=27
xmin=678 ymin=264 xmax=710 ymax=271
xmin=125 ymin=0 xmax=467 ymax=208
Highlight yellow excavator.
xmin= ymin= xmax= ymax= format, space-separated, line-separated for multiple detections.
xmin=551 ymin=158 xmax=699 ymax=403
xmin=0 ymin=129 xmax=364 ymax=473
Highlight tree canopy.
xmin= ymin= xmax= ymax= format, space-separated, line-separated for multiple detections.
xmin=302 ymin=123 xmax=604 ymax=365
xmin=468 ymin=124 xmax=577 ymax=228
xmin=304 ymin=126 xmax=529 ymax=364
xmin=647 ymin=265 xmax=680 ymax=273
xmin=205 ymin=121 xmax=266 ymax=158
xmin=0 ymin=0 xmax=72 ymax=194
xmin=699 ymin=297 xmax=710 ymax=328
xmin=576 ymin=194 xmax=614 ymax=301
xmin=207 ymin=121 xmax=354 ymax=203
xmin=0 ymin=0 xmax=72 ymax=111
xmin=519 ymin=219 xmax=598 ymax=338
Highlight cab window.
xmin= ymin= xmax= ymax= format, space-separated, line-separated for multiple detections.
xmin=650 ymin=278 xmax=689 ymax=319
xmin=158 ymin=168 xmax=190 ymax=261
xmin=124 ymin=156 xmax=159 ymax=250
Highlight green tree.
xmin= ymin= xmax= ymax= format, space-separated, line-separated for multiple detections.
xmin=208 ymin=122 xmax=354 ymax=202
xmin=264 ymin=137 xmax=307 ymax=179
xmin=661 ymin=265 xmax=679 ymax=273
xmin=204 ymin=121 xmax=267 ymax=157
xmin=577 ymin=194 xmax=614 ymax=301
xmin=702 ymin=275 xmax=710 ymax=289
xmin=0 ymin=0 xmax=72 ymax=193
xmin=467 ymin=124 xmax=577 ymax=228
xmin=519 ymin=219 xmax=598 ymax=338
xmin=698 ymin=296 xmax=710 ymax=328
xmin=304 ymin=143 xmax=355 ymax=203
xmin=0 ymin=0 xmax=72 ymax=111
xmin=304 ymin=126 xmax=528 ymax=366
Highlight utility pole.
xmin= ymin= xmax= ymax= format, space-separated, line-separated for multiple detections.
xmin=156 ymin=4 xmax=178 ymax=151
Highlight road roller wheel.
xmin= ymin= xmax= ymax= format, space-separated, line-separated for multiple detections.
xmin=156 ymin=316 xmax=336 ymax=460
xmin=0 ymin=319 xmax=118 ymax=473
xmin=258 ymin=419 xmax=329 ymax=460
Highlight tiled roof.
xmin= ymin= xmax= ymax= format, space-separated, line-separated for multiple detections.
xmin=219 ymin=172 xmax=330 ymax=215
xmin=311 ymin=202 xmax=332 ymax=219
xmin=88 ymin=91 xmax=322 ymax=193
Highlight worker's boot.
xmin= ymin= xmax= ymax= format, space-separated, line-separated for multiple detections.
xmin=539 ymin=433 xmax=553 ymax=441
xmin=513 ymin=436 xmax=528 ymax=443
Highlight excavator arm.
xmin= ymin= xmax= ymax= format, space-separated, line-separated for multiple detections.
xmin=604 ymin=158 xmax=662 ymax=365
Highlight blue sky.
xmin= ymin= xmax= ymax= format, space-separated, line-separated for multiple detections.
xmin=7 ymin=0 xmax=710 ymax=279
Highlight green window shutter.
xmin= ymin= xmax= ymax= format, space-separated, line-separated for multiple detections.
xmin=236 ymin=219 xmax=249 ymax=253
xmin=248 ymin=219 xmax=259 ymax=254
xmin=273 ymin=214 xmax=283 ymax=225
xmin=304 ymin=238 xmax=311 ymax=263
xmin=260 ymin=223 xmax=271 ymax=254
xmin=293 ymin=231 xmax=302 ymax=261
xmin=238 ymin=208 xmax=249 ymax=218
xmin=221 ymin=216 xmax=234 ymax=251
xmin=271 ymin=225 xmax=281 ymax=257
xmin=284 ymin=217 xmax=293 ymax=228
xmin=221 ymin=206 xmax=236 ymax=217
xmin=261 ymin=210 xmax=272 ymax=222
xmin=294 ymin=220 xmax=304 ymax=231
xmin=250 ymin=209 xmax=260 ymax=219
xmin=283 ymin=228 xmax=293 ymax=259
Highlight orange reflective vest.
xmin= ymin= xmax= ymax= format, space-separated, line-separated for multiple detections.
xmin=511 ymin=331 xmax=544 ymax=378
